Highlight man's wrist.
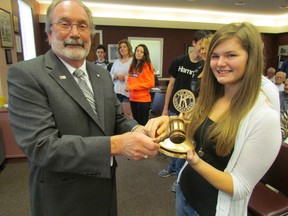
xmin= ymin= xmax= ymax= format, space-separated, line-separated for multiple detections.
xmin=111 ymin=135 xmax=126 ymax=156
xmin=131 ymin=125 xmax=141 ymax=132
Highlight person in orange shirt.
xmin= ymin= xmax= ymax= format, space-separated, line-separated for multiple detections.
xmin=126 ymin=44 xmax=155 ymax=125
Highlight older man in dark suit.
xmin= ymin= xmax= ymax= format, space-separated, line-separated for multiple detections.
xmin=7 ymin=0 xmax=159 ymax=215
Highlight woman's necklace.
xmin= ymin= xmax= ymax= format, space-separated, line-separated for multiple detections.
xmin=198 ymin=118 xmax=209 ymax=157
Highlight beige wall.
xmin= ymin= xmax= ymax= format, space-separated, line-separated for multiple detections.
xmin=0 ymin=0 xmax=17 ymax=104
xmin=0 ymin=0 xmax=40 ymax=104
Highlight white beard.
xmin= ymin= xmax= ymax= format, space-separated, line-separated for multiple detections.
xmin=51 ymin=37 xmax=91 ymax=60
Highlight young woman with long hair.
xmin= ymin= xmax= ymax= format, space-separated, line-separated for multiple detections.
xmin=126 ymin=44 xmax=155 ymax=125
xmin=110 ymin=39 xmax=133 ymax=118
xmin=145 ymin=22 xmax=281 ymax=215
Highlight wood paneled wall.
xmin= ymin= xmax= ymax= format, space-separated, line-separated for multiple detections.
xmin=38 ymin=24 xmax=286 ymax=78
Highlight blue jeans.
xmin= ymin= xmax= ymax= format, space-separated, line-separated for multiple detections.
xmin=116 ymin=94 xmax=129 ymax=103
xmin=176 ymin=184 xmax=199 ymax=216
xmin=168 ymin=158 xmax=186 ymax=177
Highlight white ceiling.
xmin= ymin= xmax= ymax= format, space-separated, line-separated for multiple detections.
xmin=84 ymin=0 xmax=288 ymax=16
xmin=37 ymin=0 xmax=288 ymax=33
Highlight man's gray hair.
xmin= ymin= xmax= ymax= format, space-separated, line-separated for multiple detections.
xmin=45 ymin=0 xmax=95 ymax=37
xmin=267 ymin=67 xmax=276 ymax=73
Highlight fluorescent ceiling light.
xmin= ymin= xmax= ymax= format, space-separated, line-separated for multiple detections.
xmin=37 ymin=1 xmax=288 ymax=32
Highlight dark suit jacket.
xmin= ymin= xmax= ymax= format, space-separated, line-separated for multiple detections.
xmin=7 ymin=50 xmax=137 ymax=216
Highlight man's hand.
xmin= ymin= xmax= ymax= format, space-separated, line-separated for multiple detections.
xmin=111 ymin=132 xmax=160 ymax=160
xmin=132 ymin=125 xmax=145 ymax=133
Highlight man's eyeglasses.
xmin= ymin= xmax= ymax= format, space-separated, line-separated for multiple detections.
xmin=51 ymin=22 xmax=89 ymax=33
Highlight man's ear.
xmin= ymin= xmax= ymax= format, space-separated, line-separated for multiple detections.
xmin=47 ymin=31 xmax=52 ymax=45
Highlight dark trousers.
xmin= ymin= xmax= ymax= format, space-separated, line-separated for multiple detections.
xmin=130 ymin=101 xmax=151 ymax=125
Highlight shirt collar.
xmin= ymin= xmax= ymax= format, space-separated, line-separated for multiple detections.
xmin=58 ymin=57 xmax=87 ymax=75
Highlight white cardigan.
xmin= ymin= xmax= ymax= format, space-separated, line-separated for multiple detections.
xmin=179 ymin=77 xmax=282 ymax=216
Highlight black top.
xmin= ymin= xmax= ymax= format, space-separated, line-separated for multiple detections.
xmin=179 ymin=118 xmax=233 ymax=215
xmin=94 ymin=59 xmax=110 ymax=65
xmin=94 ymin=60 xmax=113 ymax=72
xmin=168 ymin=55 xmax=204 ymax=114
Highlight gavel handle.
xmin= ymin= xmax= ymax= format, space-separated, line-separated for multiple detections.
xmin=154 ymin=132 xmax=169 ymax=143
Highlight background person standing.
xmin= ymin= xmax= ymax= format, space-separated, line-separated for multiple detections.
xmin=110 ymin=39 xmax=133 ymax=118
xmin=126 ymin=44 xmax=155 ymax=125
xmin=94 ymin=44 xmax=113 ymax=71
xmin=158 ymin=30 xmax=212 ymax=192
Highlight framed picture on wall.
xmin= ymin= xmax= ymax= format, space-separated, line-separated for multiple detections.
xmin=0 ymin=8 xmax=13 ymax=48
xmin=15 ymin=34 xmax=22 ymax=53
xmin=128 ymin=37 xmax=164 ymax=77
xmin=5 ymin=49 xmax=12 ymax=64
xmin=13 ymin=15 xmax=20 ymax=33
xmin=278 ymin=45 xmax=288 ymax=56
xmin=108 ymin=44 xmax=119 ymax=62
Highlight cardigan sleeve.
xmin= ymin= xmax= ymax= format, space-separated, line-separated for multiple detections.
xmin=230 ymin=105 xmax=281 ymax=201
xmin=216 ymin=78 xmax=282 ymax=215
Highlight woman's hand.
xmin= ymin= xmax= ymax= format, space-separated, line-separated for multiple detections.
xmin=118 ymin=74 xmax=125 ymax=81
xmin=186 ymin=149 xmax=201 ymax=166
xmin=144 ymin=116 xmax=169 ymax=141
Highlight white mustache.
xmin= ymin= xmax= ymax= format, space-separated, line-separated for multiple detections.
xmin=64 ymin=39 xmax=84 ymax=46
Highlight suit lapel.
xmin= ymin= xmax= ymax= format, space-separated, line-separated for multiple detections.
xmin=44 ymin=51 xmax=105 ymax=132
xmin=86 ymin=63 xmax=105 ymax=129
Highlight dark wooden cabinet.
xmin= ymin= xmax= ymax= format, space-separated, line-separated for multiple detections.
xmin=0 ymin=128 xmax=4 ymax=165
xmin=0 ymin=109 xmax=25 ymax=158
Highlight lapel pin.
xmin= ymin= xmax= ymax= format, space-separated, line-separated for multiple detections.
xmin=59 ymin=75 xmax=66 ymax=80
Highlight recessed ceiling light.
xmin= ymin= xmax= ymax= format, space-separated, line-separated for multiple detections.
xmin=236 ymin=2 xmax=246 ymax=6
